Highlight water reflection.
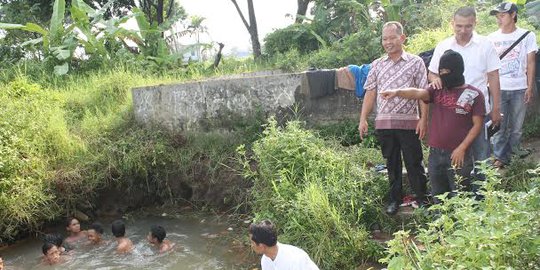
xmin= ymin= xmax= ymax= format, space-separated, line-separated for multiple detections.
xmin=1 ymin=215 xmax=250 ymax=270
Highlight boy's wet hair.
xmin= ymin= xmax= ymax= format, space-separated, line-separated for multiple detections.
xmin=90 ymin=222 xmax=104 ymax=235
xmin=44 ymin=233 xmax=64 ymax=247
xmin=111 ymin=220 xmax=126 ymax=237
xmin=65 ymin=217 xmax=77 ymax=227
xmin=150 ymin=225 xmax=166 ymax=243
xmin=249 ymin=220 xmax=278 ymax=247
xmin=42 ymin=242 xmax=56 ymax=255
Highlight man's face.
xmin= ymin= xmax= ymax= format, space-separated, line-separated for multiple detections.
xmin=452 ymin=15 xmax=476 ymax=42
xmin=248 ymin=234 xmax=265 ymax=255
xmin=147 ymin=232 xmax=158 ymax=244
xmin=381 ymin=25 xmax=405 ymax=55
xmin=46 ymin=245 xmax=61 ymax=264
xmin=495 ymin=12 xmax=514 ymax=28
xmin=87 ymin=229 xmax=100 ymax=244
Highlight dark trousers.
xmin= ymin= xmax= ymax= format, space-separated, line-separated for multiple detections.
xmin=376 ymin=129 xmax=427 ymax=203
xmin=428 ymin=147 xmax=474 ymax=203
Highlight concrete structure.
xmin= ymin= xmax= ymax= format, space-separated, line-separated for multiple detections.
xmin=132 ymin=72 xmax=361 ymax=131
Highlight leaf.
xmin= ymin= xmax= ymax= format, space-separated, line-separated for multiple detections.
xmin=49 ymin=0 xmax=66 ymax=43
xmin=21 ymin=38 xmax=43 ymax=47
xmin=23 ymin=23 xmax=48 ymax=36
xmin=0 ymin=23 xmax=26 ymax=30
xmin=53 ymin=62 xmax=69 ymax=75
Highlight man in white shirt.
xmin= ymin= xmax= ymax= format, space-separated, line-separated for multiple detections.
xmin=248 ymin=220 xmax=319 ymax=270
xmin=488 ymin=2 xmax=538 ymax=168
xmin=428 ymin=6 xmax=501 ymax=188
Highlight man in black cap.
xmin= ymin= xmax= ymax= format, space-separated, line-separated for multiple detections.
xmin=488 ymin=2 xmax=538 ymax=168
xmin=381 ymin=50 xmax=486 ymax=202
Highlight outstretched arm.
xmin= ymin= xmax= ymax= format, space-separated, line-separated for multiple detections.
xmin=380 ymin=88 xmax=430 ymax=102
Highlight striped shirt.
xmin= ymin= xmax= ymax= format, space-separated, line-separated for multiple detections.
xmin=365 ymin=51 xmax=428 ymax=130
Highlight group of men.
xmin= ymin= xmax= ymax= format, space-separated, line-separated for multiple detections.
xmin=246 ymin=4 xmax=538 ymax=270
xmin=360 ymin=3 xmax=538 ymax=214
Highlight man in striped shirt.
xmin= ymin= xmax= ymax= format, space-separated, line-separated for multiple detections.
xmin=359 ymin=21 xmax=429 ymax=215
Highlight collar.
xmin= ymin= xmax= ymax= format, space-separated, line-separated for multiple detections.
xmin=382 ymin=51 xmax=411 ymax=62
xmin=452 ymin=32 xmax=481 ymax=47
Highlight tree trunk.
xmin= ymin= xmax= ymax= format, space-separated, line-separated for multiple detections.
xmin=156 ymin=0 xmax=164 ymax=25
xmin=295 ymin=0 xmax=311 ymax=23
xmin=246 ymin=0 xmax=261 ymax=58
xmin=230 ymin=0 xmax=261 ymax=59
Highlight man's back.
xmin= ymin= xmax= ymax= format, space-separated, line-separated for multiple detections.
xmin=261 ymin=243 xmax=319 ymax=270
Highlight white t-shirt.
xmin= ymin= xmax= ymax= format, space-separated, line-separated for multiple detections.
xmin=488 ymin=28 xmax=538 ymax=91
xmin=261 ymin=243 xmax=319 ymax=270
xmin=429 ymin=32 xmax=501 ymax=113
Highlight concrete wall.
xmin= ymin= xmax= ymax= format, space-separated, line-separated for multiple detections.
xmin=132 ymin=73 xmax=361 ymax=131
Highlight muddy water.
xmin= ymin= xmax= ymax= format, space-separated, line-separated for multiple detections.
xmin=0 ymin=214 xmax=254 ymax=270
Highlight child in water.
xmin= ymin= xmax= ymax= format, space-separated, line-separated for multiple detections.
xmin=111 ymin=220 xmax=133 ymax=253
xmin=44 ymin=233 xmax=70 ymax=253
xmin=87 ymin=222 xmax=106 ymax=245
xmin=64 ymin=217 xmax=87 ymax=244
xmin=41 ymin=242 xmax=63 ymax=265
xmin=147 ymin=225 xmax=174 ymax=253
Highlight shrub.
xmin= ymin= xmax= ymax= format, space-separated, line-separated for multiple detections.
xmin=382 ymin=166 xmax=540 ymax=269
xmin=239 ymin=118 xmax=390 ymax=269
xmin=0 ymin=78 xmax=83 ymax=240
xmin=263 ymin=24 xmax=322 ymax=57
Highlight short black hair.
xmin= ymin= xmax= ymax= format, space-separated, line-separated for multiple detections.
xmin=43 ymin=233 xmax=64 ymax=247
xmin=150 ymin=225 xmax=166 ymax=243
xmin=249 ymin=220 xmax=277 ymax=247
xmin=111 ymin=220 xmax=126 ymax=237
xmin=42 ymin=242 xmax=56 ymax=255
xmin=90 ymin=222 xmax=104 ymax=235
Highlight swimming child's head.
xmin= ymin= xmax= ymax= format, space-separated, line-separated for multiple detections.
xmin=42 ymin=242 xmax=61 ymax=264
xmin=88 ymin=222 xmax=104 ymax=244
xmin=66 ymin=217 xmax=81 ymax=234
xmin=111 ymin=220 xmax=126 ymax=238
xmin=148 ymin=225 xmax=166 ymax=244
xmin=44 ymin=233 xmax=64 ymax=247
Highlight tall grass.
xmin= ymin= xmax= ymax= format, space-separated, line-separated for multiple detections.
xmin=239 ymin=118 xmax=390 ymax=269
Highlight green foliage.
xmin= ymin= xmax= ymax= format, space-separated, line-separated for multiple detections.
xmin=0 ymin=78 xmax=84 ymax=240
xmin=239 ymin=118 xmax=390 ymax=269
xmin=382 ymin=168 xmax=540 ymax=269
xmin=308 ymin=25 xmax=384 ymax=68
xmin=263 ymin=24 xmax=323 ymax=56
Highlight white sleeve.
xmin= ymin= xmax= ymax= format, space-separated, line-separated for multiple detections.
xmin=485 ymin=41 xmax=501 ymax=73
xmin=525 ymin=32 xmax=538 ymax=54
xmin=428 ymin=44 xmax=444 ymax=74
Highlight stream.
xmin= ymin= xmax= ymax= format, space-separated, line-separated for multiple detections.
xmin=0 ymin=213 xmax=254 ymax=270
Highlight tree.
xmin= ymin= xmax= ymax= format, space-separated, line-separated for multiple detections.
xmin=295 ymin=0 xmax=312 ymax=23
xmin=229 ymin=0 xmax=261 ymax=59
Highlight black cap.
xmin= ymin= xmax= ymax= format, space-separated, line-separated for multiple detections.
xmin=489 ymin=2 xmax=518 ymax=16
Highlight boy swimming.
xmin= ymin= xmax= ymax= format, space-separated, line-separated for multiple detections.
xmin=64 ymin=217 xmax=87 ymax=244
xmin=147 ymin=225 xmax=174 ymax=253
xmin=87 ymin=222 xmax=105 ymax=245
xmin=111 ymin=220 xmax=133 ymax=253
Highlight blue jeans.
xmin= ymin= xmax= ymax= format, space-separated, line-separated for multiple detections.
xmin=428 ymin=147 xmax=474 ymax=203
xmin=492 ymin=89 xmax=527 ymax=164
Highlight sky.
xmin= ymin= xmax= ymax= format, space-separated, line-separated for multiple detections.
xmin=180 ymin=0 xmax=299 ymax=55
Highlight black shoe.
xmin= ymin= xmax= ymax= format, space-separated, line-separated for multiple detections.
xmin=386 ymin=202 xmax=399 ymax=215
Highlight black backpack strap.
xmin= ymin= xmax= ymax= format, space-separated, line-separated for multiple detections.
xmin=499 ymin=31 xmax=531 ymax=60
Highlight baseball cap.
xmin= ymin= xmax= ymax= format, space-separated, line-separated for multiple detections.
xmin=489 ymin=2 xmax=518 ymax=15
